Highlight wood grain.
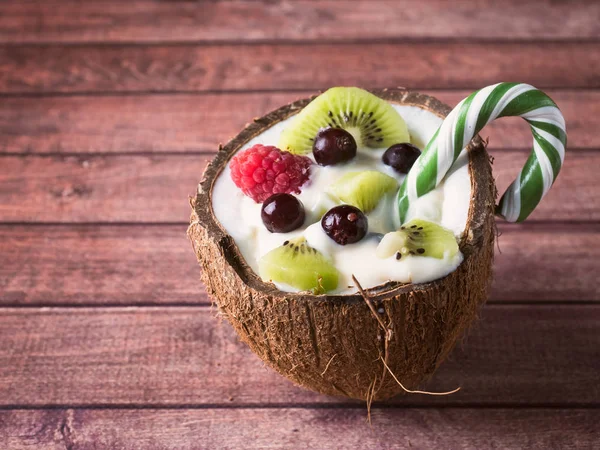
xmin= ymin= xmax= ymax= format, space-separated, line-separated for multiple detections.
xmin=0 ymin=154 xmax=207 ymax=223
xmin=1 ymin=91 xmax=597 ymax=154
xmin=0 ymin=151 xmax=597 ymax=223
xmin=1 ymin=408 xmax=598 ymax=450
xmin=1 ymin=0 xmax=598 ymax=43
xmin=0 ymin=223 xmax=598 ymax=305
xmin=0 ymin=0 xmax=596 ymax=445
xmin=0 ymin=305 xmax=598 ymax=406
xmin=0 ymin=225 xmax=203 ymax=305
xmin=2 ymin=42 xmax=599 ymax=94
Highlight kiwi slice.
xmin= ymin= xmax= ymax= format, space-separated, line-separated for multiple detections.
xmin=328 ymin=171 xmax=397 ymax=213
xmin=376 ymin=219 xmax=459 ymax=260
xmin=258 ymin=238 xmax=339 ymax=294
xmin=279 ymin=87 xmax=410 ymax=154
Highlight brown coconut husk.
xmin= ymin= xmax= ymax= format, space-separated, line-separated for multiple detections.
xmin=188 ymin=89 xmax=496 ymax=401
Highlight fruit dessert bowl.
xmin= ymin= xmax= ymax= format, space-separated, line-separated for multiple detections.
xmin=188 ymin=86 xmax=566 ymax=401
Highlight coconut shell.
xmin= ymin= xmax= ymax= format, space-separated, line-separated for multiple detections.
xmin=188 ymin=89 xmax=496 ymax=401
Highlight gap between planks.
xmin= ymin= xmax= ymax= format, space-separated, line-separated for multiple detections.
xmin=0 ymin=404 xmax=599 ymax=411
xmin=1 ymin=303 xmax=600 ymax=312
xmin=3 ymin=37 xmax=600 ymax=48
xmin=3 ymin=300 xmax=599 ymax=309
xmin=1 ymin=301 xmax=600 ymax=310
xmin=1 ymin=87 xmax=599 ymax=99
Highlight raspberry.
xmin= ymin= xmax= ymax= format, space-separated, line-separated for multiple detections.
xmin=230 ymin=144 xmax=312 ymax=203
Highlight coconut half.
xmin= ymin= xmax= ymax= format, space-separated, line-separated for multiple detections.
xmin=188 ymin=89 xmax=496 ymax=401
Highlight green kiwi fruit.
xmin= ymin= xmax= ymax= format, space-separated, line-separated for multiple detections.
xmin=279 ymin=87 xmax=410 ymax=154
xmin=258 ymin=238 xmax=339 ymax=294
xmin=376 ymin=219 xmax=459 ymax=260
xmin=328 ymin=170 xmax=397 ymax=213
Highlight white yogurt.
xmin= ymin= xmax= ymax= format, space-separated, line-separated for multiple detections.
xmin=209 ymin=104 xmax=471 ymax=294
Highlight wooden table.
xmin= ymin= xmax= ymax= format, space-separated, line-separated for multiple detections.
xmin=1 ymin=1 xmax=599 ymax=448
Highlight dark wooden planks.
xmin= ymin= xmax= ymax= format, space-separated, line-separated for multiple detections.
xmin=0 ymin=305 xmax=599 ymax=406
xmin=1 ymin=224 xmax=598 ymax=305
xmin=1 ymin=408 xmax=598 ymax=450
xmin=1 ymin=91 xmax=597 ymax=154
xmin=0 ymin=151 xmax=597 ymax=223
xmin=2 ymin=42 xmax=599 ymax=94
xmin=1 ymin=0 xmax=598 ymax=43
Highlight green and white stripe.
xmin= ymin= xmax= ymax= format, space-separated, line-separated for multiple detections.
xmin=397 ymin=83 xmax=567 ymax=223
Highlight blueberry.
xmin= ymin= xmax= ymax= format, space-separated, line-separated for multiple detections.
xmin=261 ymin=193 xmax=305 ymax=233
xmin=382 ymin=143 xmax=421 ymax=174
xmin=321 ymin=205 xmax=368 ymax=245
xmin=312 ymin=128 xmax=357 ymax=166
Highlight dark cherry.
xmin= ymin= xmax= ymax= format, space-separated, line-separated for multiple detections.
xmin=261 ymin=193 xmax=305 ymax=233
xmin=382 ymin=143 xmax=421 ymax=174
xmin=321 ymin=205 xmax=368 ymax=245
xmin=312 ymin=128 xmax=357 ymax=166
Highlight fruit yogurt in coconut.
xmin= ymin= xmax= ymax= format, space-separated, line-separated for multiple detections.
xmin=211 ymin=88 xmax=470 ymax=294
xmin=189 ymin=85 xmax=566 ymax=400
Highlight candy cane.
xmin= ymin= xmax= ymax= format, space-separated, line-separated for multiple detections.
xmin=397 ymin=83 xmax=567 ymax=224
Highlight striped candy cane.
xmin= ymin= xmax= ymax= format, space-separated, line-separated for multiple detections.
xmin=397 ymin=83 xmax=567 ymax=223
